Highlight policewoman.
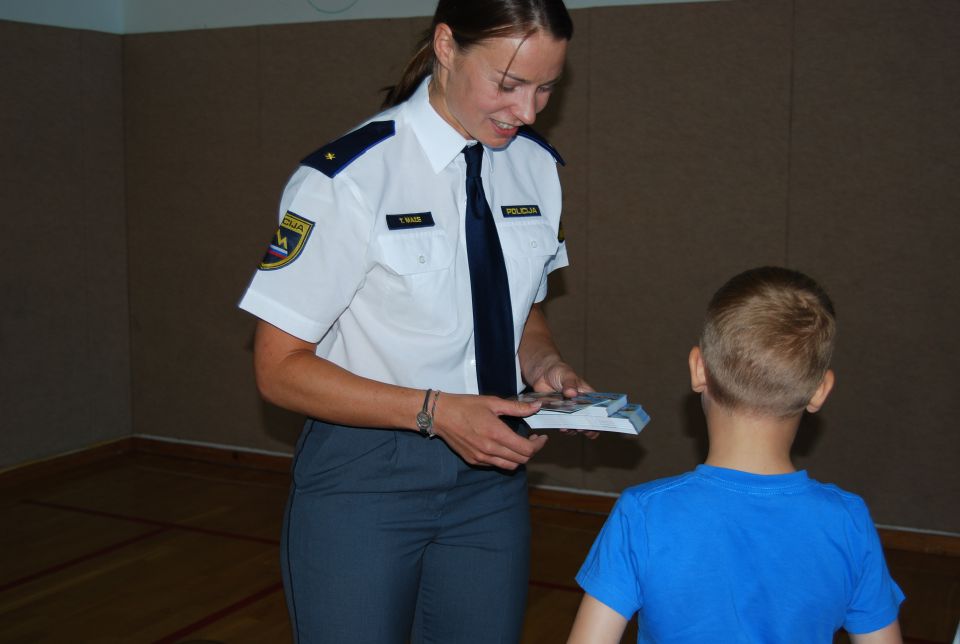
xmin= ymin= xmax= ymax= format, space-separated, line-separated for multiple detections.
xmin=239 ymin=1 xmax=588 ymax=642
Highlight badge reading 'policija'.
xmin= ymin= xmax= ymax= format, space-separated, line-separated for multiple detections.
xmin=501 ymin=205 xmax=541 ymax=218
xmin=259 ymin=211 xmax=314 ymax=270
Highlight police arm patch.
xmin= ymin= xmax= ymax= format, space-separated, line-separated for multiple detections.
xmin=258 ymin=211 xmax=314 ymax=270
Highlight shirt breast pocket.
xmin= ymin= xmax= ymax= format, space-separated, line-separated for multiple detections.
xmin=499 ymin=221 xmax=560 ymax=313
xmin=376 ymin=229 xmax=458 ymax=336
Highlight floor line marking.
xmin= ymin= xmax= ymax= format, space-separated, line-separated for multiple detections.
xmin=0 ymin=527 xmax=168 ymax=593
xmin=151 ymin=581 xmax=284 ymax=644
xmin=22 ymin=499 xmax=281 ymax=546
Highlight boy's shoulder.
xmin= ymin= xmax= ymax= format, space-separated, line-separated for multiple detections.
xmin=616 ymin=469 xmax=875 ymax=526
xmin=806 ymin=477 xmax=876 ymax=524
xmin=617 ymin=471 xmax=699 ymax=506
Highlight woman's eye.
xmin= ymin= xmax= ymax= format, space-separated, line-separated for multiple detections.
xmin=501 ymin=85 xmax=518 ymax=93
xmin=538 ymin=85 xmax=555 ymax=94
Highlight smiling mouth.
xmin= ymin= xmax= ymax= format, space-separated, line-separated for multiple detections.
xmin=492 ymin=119 xmax=520 ymax=131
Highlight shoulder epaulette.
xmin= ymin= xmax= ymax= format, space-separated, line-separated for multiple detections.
xmin=517 ymin=125 xmax=565 ymax=166
xmin=301 ymin=120 xmax=396 ymax=178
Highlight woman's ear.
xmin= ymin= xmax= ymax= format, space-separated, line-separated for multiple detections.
xmin=689 ymin=346 xmax=707 ymax=393
xmin=806 ymin=369 xmax=835 ymax=413
xmin=433 ymin=23 xmax=456 ymax=71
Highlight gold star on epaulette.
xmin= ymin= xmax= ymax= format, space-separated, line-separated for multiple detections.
xmin=325 ymin=152 xmax=336 ymax=161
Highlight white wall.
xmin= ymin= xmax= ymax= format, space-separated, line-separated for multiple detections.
xmin=0 ymin=0 xmax=725 ymax=34
xmin=0 ymin=0 xmax=122 ymax=33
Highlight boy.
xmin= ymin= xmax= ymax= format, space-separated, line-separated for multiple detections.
xmin=568 ymin=267 xmax=905 ymax=643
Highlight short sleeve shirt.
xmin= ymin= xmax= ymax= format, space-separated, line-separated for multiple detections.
xmin=239 ymin=78 xmax=568 ymax=394
xmin=576 ymin=466 xmax=905 ymax=643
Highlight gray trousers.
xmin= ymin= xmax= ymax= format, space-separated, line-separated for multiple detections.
xmin=281 ymin=420 xmax=530 ymax=644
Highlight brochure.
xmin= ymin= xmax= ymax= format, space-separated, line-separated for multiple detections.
xmin=514 ymin=392 xmax=650 ymax=435
xmin=514 ymin=391 xmax=627 ymax=416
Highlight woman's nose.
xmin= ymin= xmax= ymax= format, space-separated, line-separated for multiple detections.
xmin=513 ymin=90 xmax=538 ymax=125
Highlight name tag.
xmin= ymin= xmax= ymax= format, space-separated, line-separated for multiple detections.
xmin=386 ymin=212 xmax=435 ymax=230
xmin=501 ymin=205 xmax=541 ymax=218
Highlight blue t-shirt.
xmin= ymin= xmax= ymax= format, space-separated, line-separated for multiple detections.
xmin=576 ymin=465 xmax=904 ymax=643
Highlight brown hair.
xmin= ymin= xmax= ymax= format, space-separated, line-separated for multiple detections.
xmin=382 ymin=0 xmax=574 ymax=108
xmin=700 ymin=266 xmax=837 ymax=417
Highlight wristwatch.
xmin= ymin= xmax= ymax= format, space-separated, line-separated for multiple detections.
xmin=416 ymin=389 xmax=439 ymax=438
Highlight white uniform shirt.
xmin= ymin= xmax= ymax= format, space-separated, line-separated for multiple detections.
xmin=239 ymin=78 xmax=568 ymax=395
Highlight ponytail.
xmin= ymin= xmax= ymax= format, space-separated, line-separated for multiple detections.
xmin=382 ymin=33 xmax=436 ymax=108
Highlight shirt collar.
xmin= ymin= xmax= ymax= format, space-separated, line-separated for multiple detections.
xmin=694 ymin=464 xmax=812 ymax=493
xmin=407 ymin=76 xmax=474 ymax=174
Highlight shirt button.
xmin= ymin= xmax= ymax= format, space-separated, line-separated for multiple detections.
xmin=418 ymin=255 xmax=426 ymax=264
xmin=530 ymin=241 xmax=538 ymax=249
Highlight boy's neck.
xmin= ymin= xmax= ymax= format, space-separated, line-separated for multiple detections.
xmin=703 ymin=402 xmax=801 ymax=475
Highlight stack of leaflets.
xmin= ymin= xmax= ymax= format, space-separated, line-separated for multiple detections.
xmin=514 ymin=391 xmax=650 ymax=435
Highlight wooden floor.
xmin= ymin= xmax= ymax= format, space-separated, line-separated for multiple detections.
xmin=0 ymin=444 xmax=957 ymax=643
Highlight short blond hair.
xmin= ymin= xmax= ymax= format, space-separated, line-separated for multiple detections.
xmin=700 ymin=267 xmax=836 ymax=417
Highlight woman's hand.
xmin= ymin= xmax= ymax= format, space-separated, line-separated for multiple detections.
xmin=523 ymin=347 xmax=602 ymax=439
xmin=517 ymin=304 xmax=598 ymax=439
xmin=526 ymin=354 xmax=592 ymax=398
xmin=431 ymin=393 xmax=548 ymax=470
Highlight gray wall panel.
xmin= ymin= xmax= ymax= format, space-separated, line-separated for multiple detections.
xmin=124 ymin=27 xmax=266 ymax=448
xmin=581 ymin=0 xmax=794 ymax=490
xmin=789 ymin=0 xmax=960 ymax=531
xmin=0 ymin=21 xmax=128 ymax=467
xmin=79 ymin=30 xmax=131 ymax=449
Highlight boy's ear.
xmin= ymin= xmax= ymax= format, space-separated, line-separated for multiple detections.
xmin=806 ymin=369 xmax=835 ymax=413
xmin=689 ymin=346 xmax=707 ymax=393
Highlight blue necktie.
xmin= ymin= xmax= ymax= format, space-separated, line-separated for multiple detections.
xmin=463 ymin=144 xmax=517 ymax=398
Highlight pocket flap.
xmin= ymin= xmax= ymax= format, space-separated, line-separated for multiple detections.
xmin=378 ymin=230 xmax=454 ymax=276
xmin=498 ymin=222 xmax=560 ymax=258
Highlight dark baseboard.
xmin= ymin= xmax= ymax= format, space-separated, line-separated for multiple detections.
xmin=3 ymin=435 xmax=957 ymax=557
xmin=128 ymin=436 xmax=293 ymax=473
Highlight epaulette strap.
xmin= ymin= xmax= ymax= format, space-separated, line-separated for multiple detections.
xmin=301 ymin=120 xmax=397 ymax=178
xmin=517 ymin=126 xmax=565 ymax=166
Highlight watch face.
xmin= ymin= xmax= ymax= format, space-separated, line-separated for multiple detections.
xmin=416 ymin=411 xmax=431 ymax=430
